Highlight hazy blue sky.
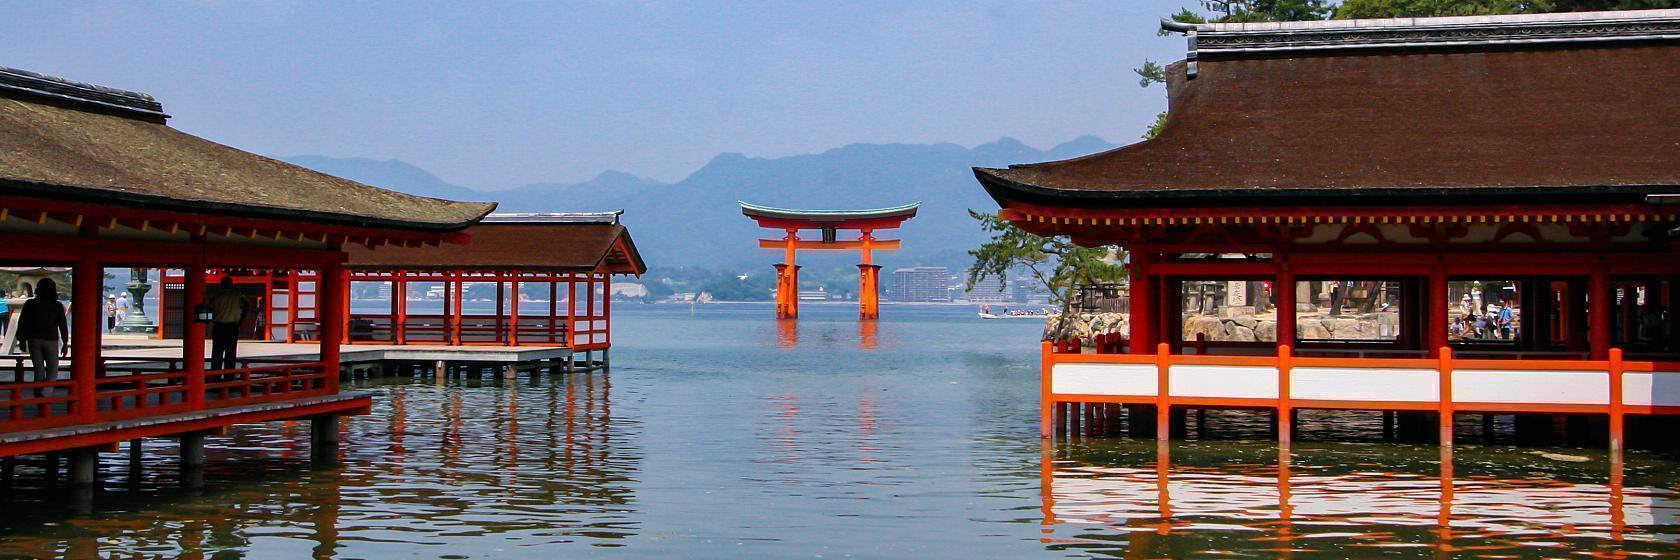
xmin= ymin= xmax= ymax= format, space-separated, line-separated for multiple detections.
xmin=3 ymin=1 xmax=1187 ymax=188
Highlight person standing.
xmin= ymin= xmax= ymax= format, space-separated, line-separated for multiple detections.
xmin=105 ymin=294 xmax=118 ymax=332
xmin=114 ymin=291 xmax=130 ymax=326
xmin=17 ymin=279 xmax=69 ymax=395
xmin=209 ymin=277 xmax=251 ymax=371
xmin=0 ymin=291 xmax=10 ymax=339
xmin=1497 ymin=303 xmax=1516 ymax=340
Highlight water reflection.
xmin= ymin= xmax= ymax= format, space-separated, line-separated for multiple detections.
xmin=1041 ymin=440 xmax=1680 ymax=557
xmin=776 ymin=319 xmax=798 ymax=348
xmin=0 ymin=372 xmax=637 ymax=557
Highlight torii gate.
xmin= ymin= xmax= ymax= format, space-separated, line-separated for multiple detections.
xmin=740 ymin=202 xmax=919 ymax=320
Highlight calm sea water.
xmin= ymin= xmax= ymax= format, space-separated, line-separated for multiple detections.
xmin=2 ymin=303 xmax=1678 ymax=558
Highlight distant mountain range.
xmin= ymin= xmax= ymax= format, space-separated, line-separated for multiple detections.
xmin=283 ymin=136 xmax=1116 ymax=271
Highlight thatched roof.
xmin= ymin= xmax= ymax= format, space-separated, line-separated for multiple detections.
xmin=0 ymin=66 xmax=495 ymax=232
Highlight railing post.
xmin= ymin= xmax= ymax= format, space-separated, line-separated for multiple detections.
xmin=1156 ymin=342 xmax=1171 ymax=442
xmin=1438 ymin=346 xmax=1454 ymax=447
xmin=1041 ymin=341 xmax=1054 ymax=439
xmin=1609 ymin=347 xmax=1624 ymax=455
xmin=1277 ymin=344 xmax=1293 ymax=446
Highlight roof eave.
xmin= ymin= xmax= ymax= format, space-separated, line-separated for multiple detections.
xmin=975 ymin=168 xmax=1680 ymax=210
xmin=0 ymin=177 xmax=496 ymax=233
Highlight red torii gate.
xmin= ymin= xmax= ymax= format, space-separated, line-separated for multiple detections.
xmin=740 ymin=202 xmax=918 ymax=320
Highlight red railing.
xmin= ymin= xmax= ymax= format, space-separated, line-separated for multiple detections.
xmin=0 ymin=356 xmax=329 ymax=434
xmin=1043 ymin=341 xmax=1680 ymax=447
xmin=347 ymin=313 xmax=571 ymax=346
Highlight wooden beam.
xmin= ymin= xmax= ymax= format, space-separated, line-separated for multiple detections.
xmin=756 ymin=239 xmax=902 ymax=251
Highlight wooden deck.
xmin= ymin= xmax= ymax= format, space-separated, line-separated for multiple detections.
xmin=0 ymin=391 xmax=371 ymax=457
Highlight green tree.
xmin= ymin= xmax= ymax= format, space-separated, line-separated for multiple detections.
xmin=965 ymin=210 xmax=1128 ymax=313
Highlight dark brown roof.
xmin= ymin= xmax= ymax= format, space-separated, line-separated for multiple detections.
xmin=345 ymin=219 xmax=646 ymax=274
xmin=977 ymin=11 xmax=1680 ymax=209
xmin=0 ymin=66 xmax=495 ymax=231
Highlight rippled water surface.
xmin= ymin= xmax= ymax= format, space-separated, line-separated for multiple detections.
xmin=2 ymin=304 xmax=1678 ymax=558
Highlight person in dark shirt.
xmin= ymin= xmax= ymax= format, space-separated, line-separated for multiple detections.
xmin=16 ymin=278 xmax=69 ymax=395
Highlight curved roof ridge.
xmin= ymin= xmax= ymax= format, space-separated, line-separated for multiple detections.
xmin=737 ymin=201 xmax=921 ymax=216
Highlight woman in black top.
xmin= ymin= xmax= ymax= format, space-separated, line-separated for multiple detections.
xmin=16 ymin=278 xmax=69 ymax=391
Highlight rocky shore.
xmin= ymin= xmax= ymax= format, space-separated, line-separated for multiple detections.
xmin=1043 ymin=309 xmax=1400 ymax=345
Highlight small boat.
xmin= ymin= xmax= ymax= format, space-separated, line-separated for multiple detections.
xmin=978 ymin=305 xmax=1054 ymax=319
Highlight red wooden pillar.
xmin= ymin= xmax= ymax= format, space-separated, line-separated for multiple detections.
xmin=509 ymin=274 xmax=521 ymax=346
xmin=184 ymin=256 xmax=207 ymax=408
xmin=1590 ymin=263 xmax=1611 ymax=360
xmin=451 ymin=271 xmax=464 ymax=346
xmin=71 ymin=247 xmax=101 ymax=422
xmin=394 ymin=270 xmax=408 ymax=344
xmin=602 ymin=275 xmax=611 ymax=348
xmin=1567 ymin=277 xmax=1590 ymax=354
xmin=495 ymin=275 xmax=506 ymax=345
xmin=319 ymin=259 xmax=345 ymax=393
xmin=343 ymin=269 xmax=352 ymax=344
xmin=1276 ymin=259 xmax=1296 ymax=352
xmin=1429 ymin=264 xmax=1449 ymax=357
xmin=1129 ymin=249 xmax=1153 ymax=355
xmin=548 ymin=278 xmax=559 ymax=344
xmin=566 ymin=275 xmax=578 ymax=348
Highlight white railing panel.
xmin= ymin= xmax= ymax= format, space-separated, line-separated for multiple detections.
xmin=1454 ymin=369 xmax=1607 ymax=405
xmin=1622 ymin=372 xmax=1680 ymax=407
xmin=1168 ymin=365 xmax=1278 ymax=399
xmin=1291 ymin=367 xmax=1439 ymax=402
xmin=1052 ymin=363 xmax=1157 ymax=396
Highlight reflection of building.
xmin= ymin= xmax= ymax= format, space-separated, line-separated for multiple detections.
xmin=976 ymin=11 xmax=1680 ymax=449
xmin=1038 ymin=446 xmax=1674 ymax=555
xmin=892 ymin=267 xmax=951 ymax=302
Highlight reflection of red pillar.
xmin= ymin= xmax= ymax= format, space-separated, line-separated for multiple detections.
xmin=858 ymin=264 xmax=881 ymax=320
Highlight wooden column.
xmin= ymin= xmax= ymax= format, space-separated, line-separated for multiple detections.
xmin=1276 ymin=259 xmax=1296 ymax=352
xmin=1590 ymin=263 xmax=1611 ymax=360
xmin=859 ymin=230 xmax=879 ymax=320
xmin=394 ymin=271 xmax=408 ymax=344
xmin=451 ymin=271 xmax=464 ymax=346
xmin=1429 ymin=264 xmax=1449 ymax=357
xmin=776 ymin=229 xmax=801 ymax=319
xmin=1669 ymin=277 xmax=1680 ymax=353
xmin=71 ymin=246 xmax=101 ymax=423
xmin=566 ymin=275 xmax=577 ymax=348
xmin=1129 ymin=250 xmax=1153 ymax=355
xmin=509 ymin=275 xmax=521 ymax=346
xmin=549 ymin=279 xmax=559 ymax=344
xmin=320 ymin=259 xmax=345 ymax=393
xmin=602 ymin=275 xmax=612 ymax=349
xmin=184 ymin=256 xmax=208 ymax=408
xmin=495 ymin=277 xmax=506 ymax=345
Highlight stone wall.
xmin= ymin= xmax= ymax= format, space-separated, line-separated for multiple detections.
xmin=1044 ymin=309 xmax=1399 ymax=346
xmin=1043 ymin=312 xmax=1129 ymax=343
xmin=1183 ymin=311 xmax=1400 ymax=343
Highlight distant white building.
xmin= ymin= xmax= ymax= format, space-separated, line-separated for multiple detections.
xmin=893 ymin=267 xmax=951 ymax=302
xmin=611 ymin=282 xmax=649 ymax=299
xmin=963 ymin=275 xmax=1011 ymax=303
